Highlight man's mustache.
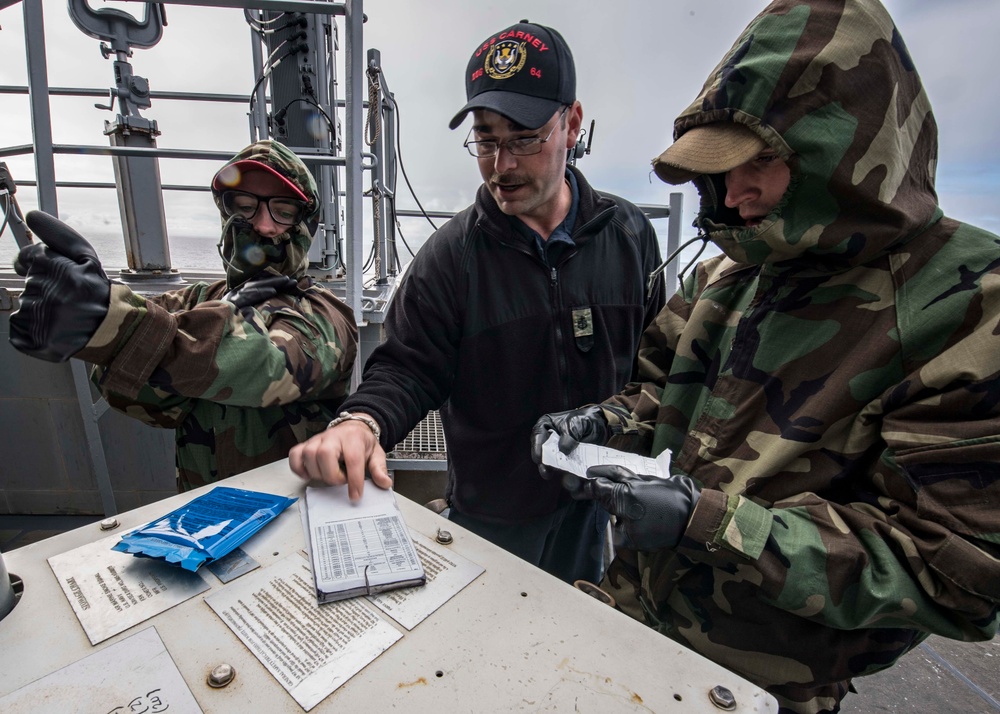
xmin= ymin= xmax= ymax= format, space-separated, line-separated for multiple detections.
xmin=489 ymin=172 xmax=530 ymax=186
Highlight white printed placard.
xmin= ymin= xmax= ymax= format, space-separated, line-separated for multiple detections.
xmin=205 ymin=553 xmax=402 ymax=711
xmin=48 ymin=533 xmax=211 ymax=645
xmin=0 ymin=627 xmax=201 ymax=713
xmin=367 ymin=531 xmax=484 ymax=630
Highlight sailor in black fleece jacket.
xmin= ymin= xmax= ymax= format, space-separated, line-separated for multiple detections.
xmin=291 ymin=20 xmax=664 ymax=583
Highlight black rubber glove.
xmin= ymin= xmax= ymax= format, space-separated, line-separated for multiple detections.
xmin=10 ymin=211 xmax=111 ymax=363
xmin=572 ymin=464 xmax=701 ymax=551
xmin=223 ymin=274 xmax=301 ymax=310
xmin=530 ymin=406 xmax=611 ymax=480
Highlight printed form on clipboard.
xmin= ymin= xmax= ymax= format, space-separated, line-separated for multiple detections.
xmin=304 ymin=484 xmax=426 ymax=604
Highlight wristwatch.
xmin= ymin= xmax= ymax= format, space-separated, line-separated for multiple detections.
xmin=326 ymin=411 xmax=381 ymax=441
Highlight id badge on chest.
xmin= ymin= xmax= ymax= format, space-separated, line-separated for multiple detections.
xmin=572 ymin=307 xmax=594 ymax=352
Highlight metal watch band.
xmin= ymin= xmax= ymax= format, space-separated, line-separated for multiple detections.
xmin=326 ymin=411 xmax=381 ymax=441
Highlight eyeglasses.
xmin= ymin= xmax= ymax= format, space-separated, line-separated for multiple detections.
xmin=464 ymin=106 xmax=569 ymax=159
xmin=221 ymin=190 xmax=308 ymax=226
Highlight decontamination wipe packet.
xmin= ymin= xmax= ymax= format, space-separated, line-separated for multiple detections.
xmin=112 ymin=486 xmax=297 ymax=572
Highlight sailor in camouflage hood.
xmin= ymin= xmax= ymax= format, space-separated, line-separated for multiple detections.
xmin=211 ymin=140 xmax=321 ymax=291
xmin=10 ymin=140 xmax=358 ymax=490
xmin=532 ymin=1 xmax=1000 ymax=712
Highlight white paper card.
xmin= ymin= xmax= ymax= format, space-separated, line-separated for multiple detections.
xmin=540 ymin=432 xmax=671 ymax=479
xmin=0 ymin=626 xmax=201 ymax=713
xmin=367 ymin=531 xmax=485 ymax=630
xmin=48 ymin=532 xmax=211 ymax=645
xmin=205 ymin=552 xmax=402 ymax=711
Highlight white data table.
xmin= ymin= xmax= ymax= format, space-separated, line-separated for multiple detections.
xmin=0 ymin=460 xmax=778 ymax=713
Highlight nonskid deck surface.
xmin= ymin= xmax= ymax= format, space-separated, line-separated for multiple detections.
xmin=1 ymin=512 xmax=997 ymax=714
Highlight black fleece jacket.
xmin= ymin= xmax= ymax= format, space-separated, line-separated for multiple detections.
xmin=342 ymin=166 xmax=665 ymax=522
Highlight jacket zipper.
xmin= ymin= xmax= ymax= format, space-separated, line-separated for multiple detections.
xmin=479 ymin=222 xmax=584 ymax=408
xmin=480 ymin=205 xmax=617 ymax=407
xmin=548 ymin=264 xmax=573 ymax=406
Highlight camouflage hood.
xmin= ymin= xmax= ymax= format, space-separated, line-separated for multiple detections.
xmin=211 ymin=140 xmax=321 ymax=290
xmin=674 ymin=0 xmax=942 ymax=269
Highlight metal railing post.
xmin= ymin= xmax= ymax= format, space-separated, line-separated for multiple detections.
xmin=344 ymin=0 xmax=364 ymax=328
xmin=667 ymin=192 xmax=684 ymax=289
xmin=22 ymin=0 xmax=57 ymax=215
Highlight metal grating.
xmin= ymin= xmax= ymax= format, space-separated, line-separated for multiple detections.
xmin=389 ymin=410 xmax=448 ymax=460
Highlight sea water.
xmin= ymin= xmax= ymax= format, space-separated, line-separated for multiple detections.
xmin=1 ymin=231 xmax=222 ymax=273
xmin=1 ymin=229 xmax=432 ymax=276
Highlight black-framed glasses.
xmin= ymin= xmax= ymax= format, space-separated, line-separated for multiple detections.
xmin=464 ymin=106 xmax=569 ymax=159
xmin=221 ymin=190 xmax=308 ymax=226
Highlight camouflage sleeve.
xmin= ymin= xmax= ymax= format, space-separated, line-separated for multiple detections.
xmin=675 ymin=333 xmax=1000 ymax=641
xmin=678 ymin=446 xmax=1000 ymax=642
xmin=84 ymin=282 xmax=206 ymax=425
xmin=98 ymin=380 xmax=195 ymax=429
xmin=78 ymin=279 xmax=358 ymax=409
xmin=144 ymin=281 xmax=214 ymax=312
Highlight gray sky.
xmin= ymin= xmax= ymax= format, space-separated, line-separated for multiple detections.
xmin=1 ymin=0 xmax=999 ymax=270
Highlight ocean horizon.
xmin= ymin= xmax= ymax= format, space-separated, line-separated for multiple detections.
xmin=2 ymin=223 xmax=701 ymax=289
xmin=1 ymin=228 xmax=434 ymax=277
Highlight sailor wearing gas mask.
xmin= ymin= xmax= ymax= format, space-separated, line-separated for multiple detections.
xmin=10 ymin=140 xmax=358 ymax=491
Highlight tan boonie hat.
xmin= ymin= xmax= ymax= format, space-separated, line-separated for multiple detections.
xmin=652 ymin=122 xmax=767 ymax=185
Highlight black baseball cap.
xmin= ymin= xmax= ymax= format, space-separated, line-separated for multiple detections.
xmin=449 ymin=21 xmax=576 ymax=131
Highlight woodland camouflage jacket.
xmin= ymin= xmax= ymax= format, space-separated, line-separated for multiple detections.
xmin=76 ymin=142 xmax=358 ymax=490
xmin=599 ymin=2 xmax=1000 ymax=712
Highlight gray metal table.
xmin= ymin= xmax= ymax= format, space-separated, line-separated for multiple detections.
xmin=0 ymin=460 xmax=778 ymax=712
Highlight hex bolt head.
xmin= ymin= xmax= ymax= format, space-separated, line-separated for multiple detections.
xmin=208 ymin=663 xmax=236 ymax=688
xmin=709 ymin=685 xmax=737 ymax=710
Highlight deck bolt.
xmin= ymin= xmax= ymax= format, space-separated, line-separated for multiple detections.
xmin=208 ymin=663 xmax=236 ymax=688
xmin=709 ymin=685 xmax=736 ymax=710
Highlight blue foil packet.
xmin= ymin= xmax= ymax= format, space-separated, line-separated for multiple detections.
xmin=112 ymin=487 xmax=297 ymax=572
